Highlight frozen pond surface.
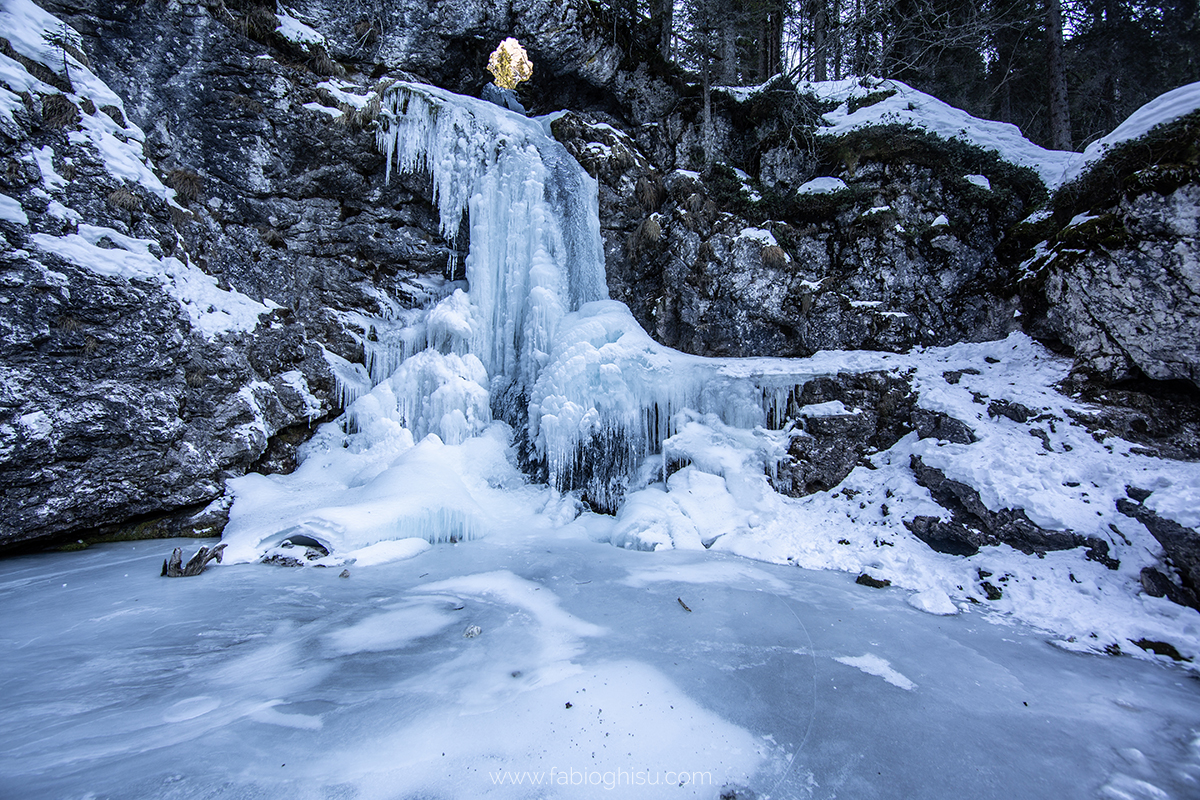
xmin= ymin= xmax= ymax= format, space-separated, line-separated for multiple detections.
xmin=2 ymin=535 xmax=1199 ymax=799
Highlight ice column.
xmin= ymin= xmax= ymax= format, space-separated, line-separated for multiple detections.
xmin=377 ymin=83 xmax=606 ymax=392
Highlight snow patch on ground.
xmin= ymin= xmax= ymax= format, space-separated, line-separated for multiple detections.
xmin=797 ymin=176 xmax=847 ymax=194
xmin=834 ymin=654 xmax=917 ymax=690
xmin=275 ymin=8 xmax=325 ymax=47
xmin=0 ymin=192 xmax=26 ymax=224
xmin=965 ymin=173 xmax=991 ymax=190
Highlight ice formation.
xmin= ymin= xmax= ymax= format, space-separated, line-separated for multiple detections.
xmin=364 ymin=83 xmax=812 ymax=510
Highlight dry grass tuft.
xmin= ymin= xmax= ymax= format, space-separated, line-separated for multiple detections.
xmin=244 ymin=6 xmax=278 ymax=40
xmin=41 ymin=93 xmax=80 ymax=128
xmin=762 ymin=245 xmax=788 ymax=269
xmin=107 ymin=187 xmax=141 ymax=212
xmin=636 ymin=174 xmax=664 ymax=211
xmin=353 ymin=19 xmax=379 ymax=47
xmin=630 ymin=216 xmax=662 ymax=256
xmin=313 ymin=48 xmax=344 ymax=77
xmin=168 ymin=169 xmax=203 ymax=203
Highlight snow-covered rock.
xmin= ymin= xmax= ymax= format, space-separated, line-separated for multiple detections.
xmin=1021 ymin=90 xmax=1200 ymax=390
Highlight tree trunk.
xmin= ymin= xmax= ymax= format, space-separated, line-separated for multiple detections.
xmin=832 ymin=0 xmax=842 ymax=80
xmin=813 ymin=0 xmax=829 ymax=81
xmin=767 ymin=0 xmax=784 ymax=77
xmin=720 ymin=20 xmax=738 ymax=83
xmin=651 ymin=0 xmax=673 ymax=60
xmin=1045 ymin=0 xmax=1072 ymax=150
xmin=702 ymin=58 xmax=715 ymax=168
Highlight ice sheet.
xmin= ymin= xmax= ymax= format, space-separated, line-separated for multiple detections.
xmin=2 ymin=539 xmax=1199 ymax=799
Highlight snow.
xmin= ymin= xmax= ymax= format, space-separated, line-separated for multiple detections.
xmin=32 ymin=146 xmax=66 ymax=192
xmin=0 ymin=192 xmax=27 ymax=225
xmin=275 ymin=9 xmax=325 ymax=47
xmin=44 ymin=199 xmax=79 ymax=221
xmin=834 ymin=653 xmax=917 ymax=690
xmin=341 ymin=537 xmax=430 ymax=567
xmin=1060 ymin=80 xmax=1200 ymax=187
xmin=737 ymin=227 xmax=777 ymax=246
xmin=302 ymin=101 xmax=342 ymax=118
xmin=278 ymin=369 xmax=323 ymax=421
xmin=32 ymin=224 xmax=269 ymax=337
xmin=965 ymin=173 xmax=991 ymax=190
xmin=907 ymin=588 xmax=958 ymax=615
xmin=798 ymin=399 xmax=859 ymax=417
xmin=316 ymin=79 xmax=371 ymax=109
xmin=731 ymin=167 xmax=762 ymax=201
xmin=796 ymin=176 xmax=847 ymax=194
xmin=931 ymin=213 xmax=950 ymax=227
xmin=812 ymin=78 xmax=1076 ymax=188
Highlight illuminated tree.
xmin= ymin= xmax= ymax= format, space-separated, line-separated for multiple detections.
xmin=487 ymin=38 xmax=533 ymax=91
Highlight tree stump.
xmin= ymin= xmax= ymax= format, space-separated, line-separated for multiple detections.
xmin=161 ymin=543 xmax=227 ymax=577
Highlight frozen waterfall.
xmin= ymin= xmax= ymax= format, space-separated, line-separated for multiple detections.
xmin=223 ymin=81 xmax=824 ymax=562
xmin=364 ymin=82 xmax=809 ymax=511
xmin=215 ymin=81 xmax=1200 ymax=687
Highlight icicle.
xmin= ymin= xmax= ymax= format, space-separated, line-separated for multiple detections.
xmin=377 ymin=83 xmax=606 ymax=388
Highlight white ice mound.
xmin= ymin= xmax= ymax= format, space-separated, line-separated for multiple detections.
xmin=222 ymin=433 xmax=490 ymax=562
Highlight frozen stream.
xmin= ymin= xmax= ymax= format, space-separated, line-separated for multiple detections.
xmin=2 ymin=534 xmax=1198 ymax=799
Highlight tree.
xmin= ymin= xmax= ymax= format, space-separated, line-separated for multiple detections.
xmin=1045 ymin=0 xmax=1073 ymax=149
xmin=649 ymin=0 xmax=674 ymax=60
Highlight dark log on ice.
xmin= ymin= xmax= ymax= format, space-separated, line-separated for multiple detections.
xmin=161 ymin=543 xmax=226 ymax=577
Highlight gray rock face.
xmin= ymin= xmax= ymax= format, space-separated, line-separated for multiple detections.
xmin=767 ymin=371 xmax=979 ymax=498
xmin=0 ymin=0 xmax=465 ymax=551
xmin=48 ymin=0 xmax=620 ymax=116
xmin=552 ymin=94 xmax=1031 ymax=359
xmin=770 ymin=371 xmax=916 ymax=496
xmin=1024 ymin=185 xmax=1200 ymax=388
xmin=1118 ymin=495 xmax=1200 ymax=610
xmin=910 ymin=456 xmax=1118 ymax=567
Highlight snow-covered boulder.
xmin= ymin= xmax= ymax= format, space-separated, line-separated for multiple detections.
xmin=1021 ymin=82 xmax=1200 ymax=388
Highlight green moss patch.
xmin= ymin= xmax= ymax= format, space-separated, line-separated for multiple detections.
xmin=847 ymin=89 xmax=898 ymax=115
